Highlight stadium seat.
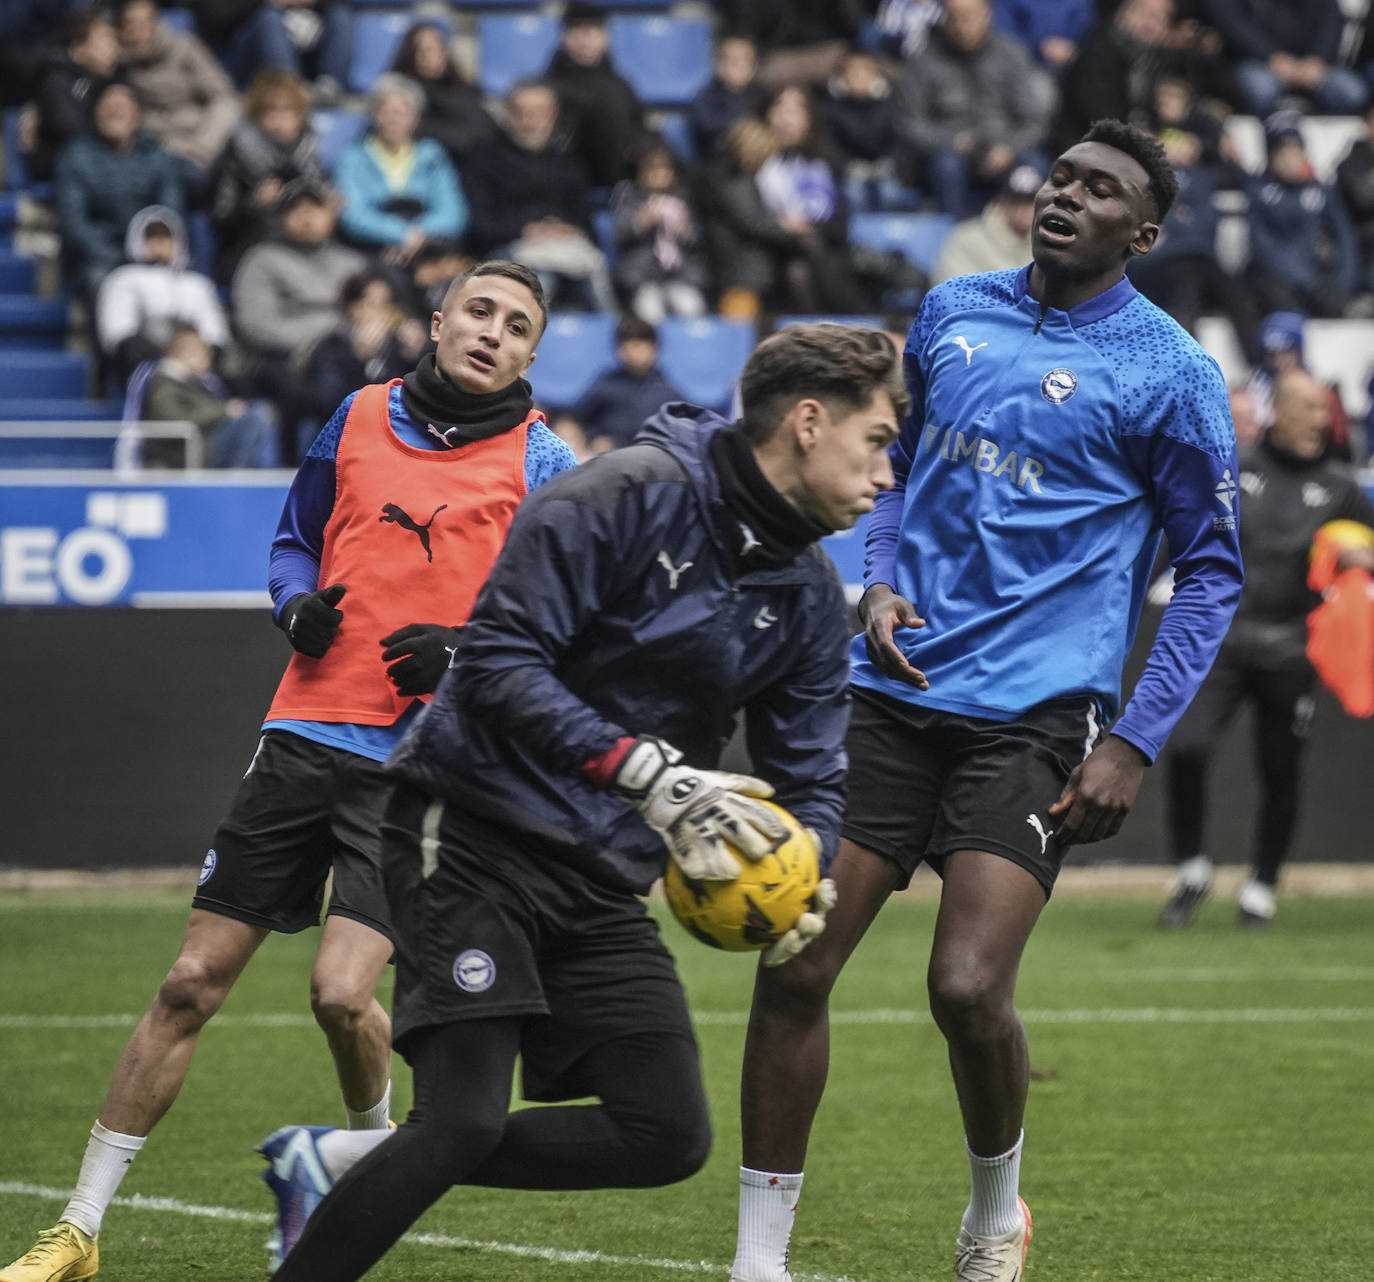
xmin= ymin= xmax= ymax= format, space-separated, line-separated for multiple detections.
xmin=0 ymin=192 xmax=18 ymax=237
xmin=657 ymin=317 xmax=757 ymax=412
xmin=311 ymin=107 xmax=368 ymax=173
xmin=0 ymin=352 xmax=90 ymax=399
xmin=0 ymin=397 xmax=123 ymax=422
xmin=609 ymin=15 xmax=712 ymax=108
xmin=2 ymin=110 xmax=42 ymax=196
xmin=0 ymin=253 xmax=36 ymax=294
xmin=655 ymin=111 xmax=697 ymax=164
xmin=590 ymin=209 xmax=616 ymax=264
xmin=0 ymin=428 xmax=121 ymax=469
xmin=0 ymin=296 xmax=67 ymax=349
xmin=848 ymin=212 xmax=957 ymax=276
xmin=161 ymin=7 xmax=195 ymax=33
xmin=526 ymin=312 xmax=618 ymax=409
xmin=349 ymin=11 xmax=448 ymax=94
xmin=476 ymin=14 xmax=561 ymax=98
xmin=598 ymin=0 xmax=675 ymax=8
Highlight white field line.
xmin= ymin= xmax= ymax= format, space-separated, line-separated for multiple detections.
xmin=1 ymin=1006 xmax=1373 ymax=1032
xmin=0 ymin=1181 xmax=865 ymax=1282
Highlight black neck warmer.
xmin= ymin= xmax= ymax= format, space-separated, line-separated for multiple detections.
xmin=708 ymin=424 xmax=831 ymax=570
xmin=400 ymin=352 xmax=534 ymax=447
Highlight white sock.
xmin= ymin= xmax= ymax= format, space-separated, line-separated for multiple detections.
xmin=731 ymin=1166 xmax=803 ymax=1282
xmin=61 ymin=1122 xmax=146 ymax=1237
xmin=962 ymin=1130 xmax=1024 ymax=1238
xmin=315 ymin=1127 xmax=391 ymax=1183
xmin=345 ymin=1080 xmax=390 ymax=1131
xmin=1176 ymin=853 xmax=1213 ymax=889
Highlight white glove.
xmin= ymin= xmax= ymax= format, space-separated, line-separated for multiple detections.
xmin=763 ymin=842 xmax=836 ymax=967
xmin=611 ymin=736 xmax=789 ymax=881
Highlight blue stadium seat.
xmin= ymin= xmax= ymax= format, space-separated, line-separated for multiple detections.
xmin=655 ymin=111 xmax=697 ymax=164
xmin=477 ymin=14 xmax=561 ymax=98
xmin=609 ymin=16 xmax=712 ymax=107
xmin=598 ymin=0 xmax=675 ymax=7
xmin=349 ymin=11 xmax=449 ymax=94
xmin=161 ymin=8 xmax=195 ymax=34
xmin=0 ymin=352 xmax=90 ymax=399
xmin=311 ymin=107 xmax=369 ymax=174
xmin=774 ymin=314 xmax=885 ymax=330
xmin=527 ymin=312 xmax=618 ymax=410
xmin=0 ymin=296 xmax=67 ymax=349
xmin=0 ymin=431 xmax=120 ymax=469
xmin=0 ymin=397 xmax=123 ymax=422
xmin=0 ymin=253 xmax=37 ymax=294
xmin=657 ymin=317 xmax=756 ymax=413
xmin=1 ymin=110 xmax=47 ymax=198
xmin=0 ymin=191 xmax=17 ymax=237
xmin=591 ymin=209 xmax=616 ymax=264
xmin=848 ymin=212 xmax=957 ymax=276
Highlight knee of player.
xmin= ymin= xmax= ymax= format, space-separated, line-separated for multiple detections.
xmin=635 ymin=1107 xmax=713 ymax=1185
xmin=926 ymin=957 xmax=1007 ymax=1030
xmin=155 ymin=953 xmax=233 ymax=1025
xmin=309 ymin=978 xmax=374 ymax=1030
xmin=755 ymin=946 xmax=841 ymax=1016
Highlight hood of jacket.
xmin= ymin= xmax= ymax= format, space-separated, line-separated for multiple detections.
xmin=124 ymin=203 xmax=189 ymax=268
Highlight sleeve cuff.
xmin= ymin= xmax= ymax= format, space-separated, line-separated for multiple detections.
xmin=580 ymin=736 xmax=637 ymax=788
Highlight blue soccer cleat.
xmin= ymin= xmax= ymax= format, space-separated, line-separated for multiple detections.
xmin=257 ymin=1125 xmax=336 ymax=1268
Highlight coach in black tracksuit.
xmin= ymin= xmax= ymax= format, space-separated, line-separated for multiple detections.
xmin=1160 ymin=367 xmax=1374 ymax=928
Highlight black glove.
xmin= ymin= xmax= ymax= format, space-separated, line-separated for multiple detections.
xmin=279 ymin=584 xmax=346 ymax=658
xmin=380 ymin=623 xmax=463 ymax=697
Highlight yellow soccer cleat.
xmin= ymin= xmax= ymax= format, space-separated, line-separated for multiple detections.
xmin=954 ymin=1198 xmax=1031 ymax=1282
xmin=0 ymin=1223 xmax=99 ymax=1282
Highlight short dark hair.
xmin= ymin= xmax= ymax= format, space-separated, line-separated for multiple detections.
xmin=738 ymin=324 xmax=908 ymax=444
xmin=615 ymin=314 xmax=656 ymax=346
xmin=1080 ymin=118 xmax=1178 ymax=221
xmin=563 ymin=2 xmax=607 ymax=28
xmin=441 ymin=259 xmax=548 ymax=335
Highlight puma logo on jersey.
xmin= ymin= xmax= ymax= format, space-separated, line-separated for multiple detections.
xmin=753 ymin=606 xmax=778 ymax=630
xmin=657 ymin=550 xmax=693 ymax=590
xmin=1026 ymin=813 xmax=1054 ymax=855
xmin=379 ymin=502 xmax=448 ymax=562
xmin=952 ymin=335 xmax=988 ymax=365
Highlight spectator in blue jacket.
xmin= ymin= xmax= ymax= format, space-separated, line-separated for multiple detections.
xmin=55 ymin=79 xmax=183 ymax=298
xmin=1245 ymin=116 xmax=1360 ymax=319
xmin=566 ymin=315 xmax=686 ymax=451
xmin=335 ymin=73 xmax=468 ymax=266
xmin=1202 ymin=0 xmax=1366 ymax=117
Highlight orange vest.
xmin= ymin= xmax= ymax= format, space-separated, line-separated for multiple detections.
xmin=1306 ymin=525 xmax=1374 ymax=719
xmin=266 ymin=379 xmax=534 ymax=725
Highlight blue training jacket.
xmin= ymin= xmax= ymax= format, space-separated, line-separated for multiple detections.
xmin=386 ymin=404 xmax=853 ymax=895
xmin=856 ymin=266 xmax=1244 ymax=762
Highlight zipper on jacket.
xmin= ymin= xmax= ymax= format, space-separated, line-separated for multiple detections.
xmin=1033 ymin=299 xmax=1049 ymax=335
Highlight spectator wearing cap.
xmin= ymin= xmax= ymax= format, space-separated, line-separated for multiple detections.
xmin=210 ymin=67 xmax=328 ymax=281
xmin=544 ymin=3 xmax=646 ymax=189
xmin=931 ymin=161 xmax=1040 ymax=284
xmin=94 ymin=204 xmax=229 ymax=387
xmin=116 ymin=0 xmax=239 ymax=194
xmin=1246 ymin=310 xmax=1355 ymax=459
xmin=335 ymin=73 xmax=469 ymax=267
xmin=892 ymin=0 xmax=1056 ymax=216
xmin=231 ymin=177 xmax=368 ymax=436
xmin=1202 ymin=0 xmax=1366 ymax=119
xmin=56 ymin=80 xmax=183 ymax=299
xmin=563 ymin=315 xmax=686 ymax=452
xmin=1245 ymin=116 xmax=1359 ymax=320
xmin=1127 ymin=121 xmax=1261 ymax=363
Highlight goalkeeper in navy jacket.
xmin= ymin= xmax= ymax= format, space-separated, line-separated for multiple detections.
xmin=266 ymin=323 xmax=907 ymax=1282
xmin=731 ymin=120 xmax=1246 ymax=1282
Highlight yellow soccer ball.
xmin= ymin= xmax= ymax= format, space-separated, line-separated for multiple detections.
xmin=662 ymin=801 xmax=821 ymax=951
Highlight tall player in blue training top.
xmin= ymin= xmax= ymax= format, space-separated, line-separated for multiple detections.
xmin=728 ymin=120 xmax=1245 ymax=1282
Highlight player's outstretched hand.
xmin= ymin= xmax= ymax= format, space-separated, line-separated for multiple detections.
xmin=859 ymin=584 xmax=929 ymax=689
xmin=380 ymin=623 xmax=464 ymax=696
xmin=1048 ymin=734 xmax=1147 ymax=845
xmin=280 ymin=583 xmax=346 ymax=658
xmin=611 ymin=736 xmax=788 ymax=881
xmin=764 ymin=864 xmax=836 ymax=967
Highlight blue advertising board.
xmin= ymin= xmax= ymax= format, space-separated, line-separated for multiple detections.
xmin=0 ymin=471 xmax=873 ymax=607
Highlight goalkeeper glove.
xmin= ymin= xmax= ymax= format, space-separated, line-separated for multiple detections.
xmin=611 ymin=736 xmax=788 ymax=881
xmin=380 ymin=623 xmax=463 ymax=696
xmin=279 ymin=583 xmax=346 ymax=658
xmin=764 ymin=865 xmax=836 ymax=967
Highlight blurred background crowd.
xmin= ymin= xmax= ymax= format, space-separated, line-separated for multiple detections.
xmin=3 ymin=0 xmax=1374 ymax=469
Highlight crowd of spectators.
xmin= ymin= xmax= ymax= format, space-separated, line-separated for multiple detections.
xmin=5 ymin=0 xmax=1374 ymax=465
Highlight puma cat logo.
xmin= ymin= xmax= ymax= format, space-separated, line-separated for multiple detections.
xmin=379 ymin=502 xmax=448 ymax=562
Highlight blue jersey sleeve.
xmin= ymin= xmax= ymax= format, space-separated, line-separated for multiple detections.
xmin=268 ymin=392 xmax=356 ymax=621
xmin=1112 ymin=398 xmax=1244 ymax=762
xmin=524 ymin=419 xmax=580 ymax=490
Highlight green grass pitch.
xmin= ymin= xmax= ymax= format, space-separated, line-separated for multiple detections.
xmin=2 ymin=889 xmax=1372 ymax=1281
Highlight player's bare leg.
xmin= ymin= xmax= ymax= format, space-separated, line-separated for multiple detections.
xmin=101 ymin=909 xmax=269 ymax=1135
xmin=310 ymin=916 xmax=394 ymax=1125
xmin=930 ymin=849 xmax=1044 ymax=1280
xmin=732 ymin=839 xmax=899 ymax=1281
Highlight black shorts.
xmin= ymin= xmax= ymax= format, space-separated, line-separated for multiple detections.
xmin=842 ymin=687 xmax=1104 ymax=896
xmin=191 ymin=730 xmax=393 ymax=938
xmin=382 ymin=783 xmax=697 ymax=1103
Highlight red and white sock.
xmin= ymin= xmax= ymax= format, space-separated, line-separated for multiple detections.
xmin=731 ymin=1166 xmax=803 ymax=1281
